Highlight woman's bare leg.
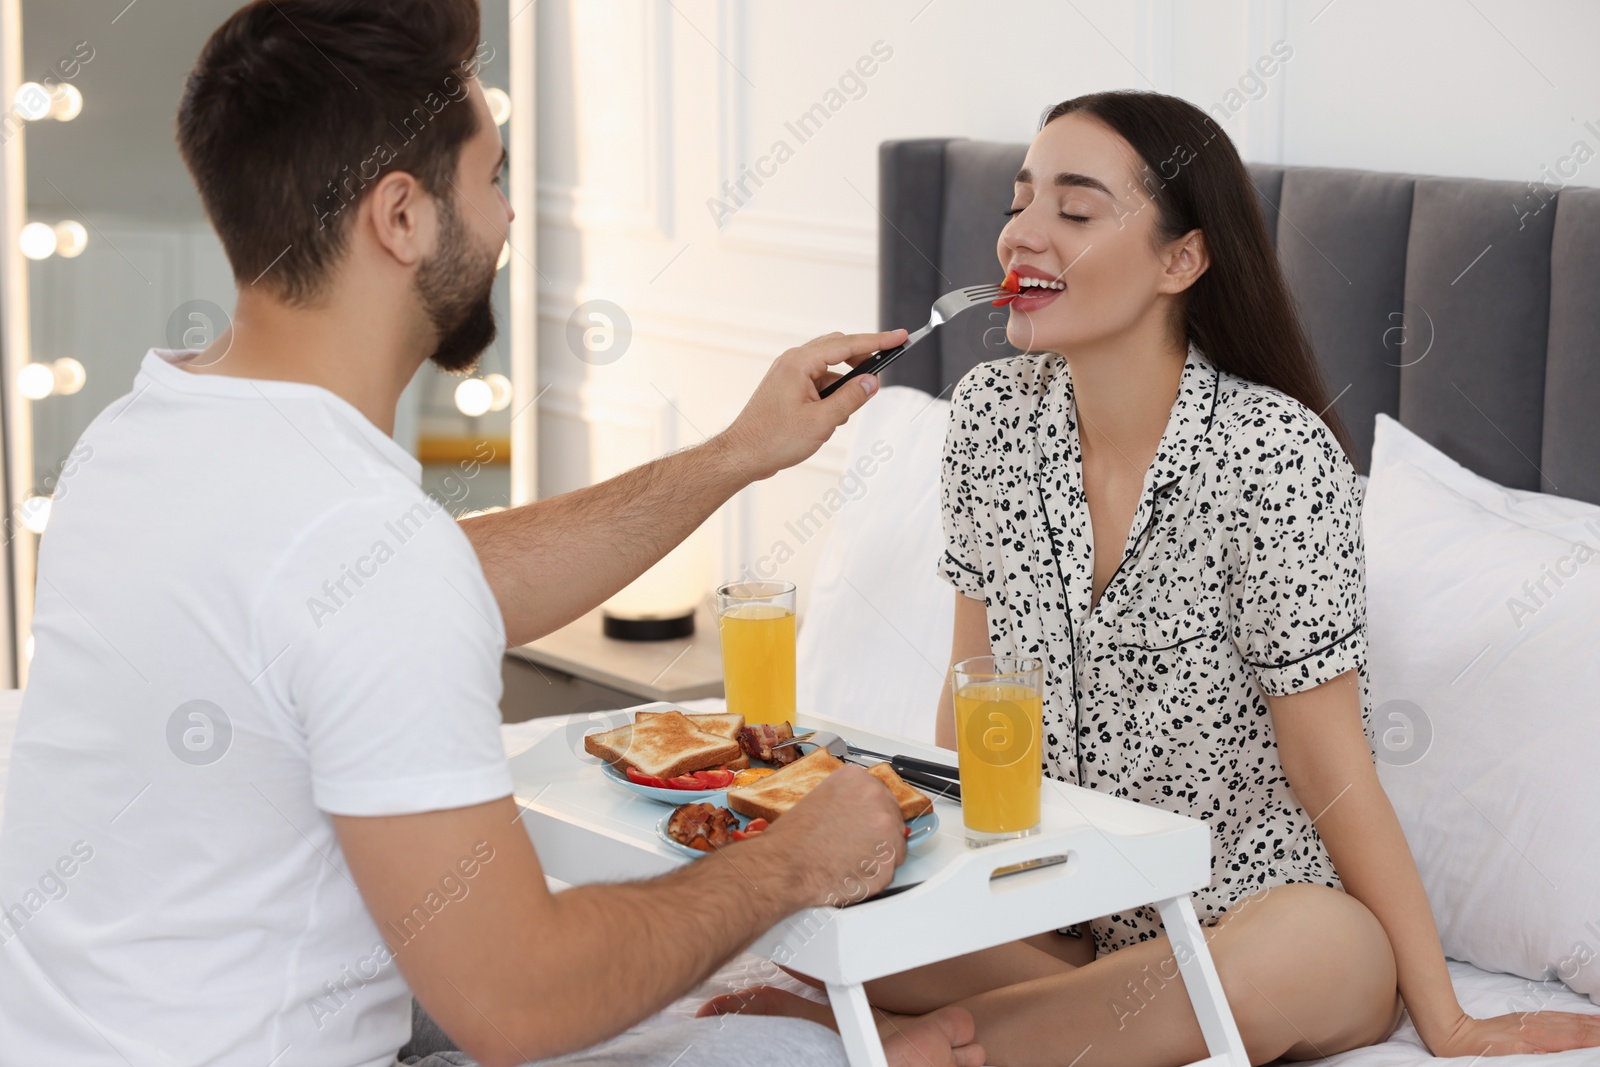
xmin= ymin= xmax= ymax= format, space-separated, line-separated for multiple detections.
xmin=955 ymin=883 xmax=1402 ymax=1066
xmin=865 ymin=936 xmax=1082 ymax=1013
xmin=766 ymin=927 xmax=1089 ymax=1016
xmin=708 ymin=885 xmax=1403 ymax=1067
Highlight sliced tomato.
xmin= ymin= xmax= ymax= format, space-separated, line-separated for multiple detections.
xmin=667 ymin=774 xmax=704 ymax=790
xmin=625 ymin=767 xmax=672 ymax=789
xmin=904 ymin=825 xmax=911 ymax=837
xmin=992 ymin=268 xmax=1021 ymax=306
xmin=691 ymin=769 xmax=735 ymax=789
xmin=744 ymin=818 xmax=769 ymax=833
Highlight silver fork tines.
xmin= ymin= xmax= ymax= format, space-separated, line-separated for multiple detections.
xmin=817 ymin=283 xmax=1009 ymax=399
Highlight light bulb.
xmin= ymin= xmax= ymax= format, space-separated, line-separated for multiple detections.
xmin=53 ymin=220 xmax=88 ymax=258
xmin=485 ymin=373 xmax=512 ymax=411
xmin=23 ymin=634 xmax=34 ymax=662
xmin=13 ymin=83 xmax=51 ymax=121
xmin=49 ymin=84 xmax=83 ymax=122
xmin=18 ymin=362 xmax=55 ymax=400
xmin=52 ymin=357 xmax=86 ymax=395
xmin=19 ymin=495 xmax=51 ymax=535
xmin=496 ymin=241 xmax=511 ymax=270
xmin=454 ymin=377 xmax=492 ymax=417
xmin=19 ymin=222 xmax=57 ymax=260
xmin=485 ymin=87 xmax=511 ymax=126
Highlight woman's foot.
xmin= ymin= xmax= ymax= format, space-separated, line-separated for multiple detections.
xmin=698 ymin=985 xmax=985 ymax=1067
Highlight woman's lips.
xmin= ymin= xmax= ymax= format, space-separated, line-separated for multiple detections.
xmin=1009 ymin=283 xmax=1064 ymax=312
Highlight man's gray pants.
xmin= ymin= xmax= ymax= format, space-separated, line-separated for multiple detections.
xmin=397 ymin=998 xmax=851 ymax=1066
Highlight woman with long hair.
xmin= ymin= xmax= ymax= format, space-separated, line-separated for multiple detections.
xmin=703 ymin=90 xmax=1600 ymax=1065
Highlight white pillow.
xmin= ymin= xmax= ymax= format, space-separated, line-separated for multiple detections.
xmin=795 ymin=386 xmax=955 ymax=745
xmin=1364 ymin=414 xmax=1600 ymax=1004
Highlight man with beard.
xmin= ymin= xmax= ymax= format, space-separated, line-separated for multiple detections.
xmin=0 ymin=3 xmax=985 ymax=1067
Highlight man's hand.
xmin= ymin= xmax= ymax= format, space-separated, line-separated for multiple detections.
xmin=752 ymin=763 xmax=909 ymax=906
xmin=718 ymin=329 xmax=908 ymax=482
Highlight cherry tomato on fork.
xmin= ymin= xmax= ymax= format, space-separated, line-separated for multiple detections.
xmin=992 ymin=269 xmax=1021 ymax=306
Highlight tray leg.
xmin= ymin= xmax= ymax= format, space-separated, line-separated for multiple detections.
xmin=825 ymin=981 xmax=890 ymax=1067
xmin=1155 ymin=894 xmax=1250 ymax=1067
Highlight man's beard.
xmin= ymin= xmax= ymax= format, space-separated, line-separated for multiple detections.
xmin=415 ymin=195 xmax=500 ymax=373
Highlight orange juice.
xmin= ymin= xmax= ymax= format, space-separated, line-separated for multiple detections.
xmin=718 ymin=604 xmax=796 ymax=726
xmin=954 ymin=682 xmax=1043 ymax=835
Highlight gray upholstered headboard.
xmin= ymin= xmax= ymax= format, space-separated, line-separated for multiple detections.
xmin=876 ymin=138 xmax=1600 ymax=502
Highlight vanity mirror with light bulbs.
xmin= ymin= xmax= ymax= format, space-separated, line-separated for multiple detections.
xmin=0 ymin=0 xmax=537 ymax=685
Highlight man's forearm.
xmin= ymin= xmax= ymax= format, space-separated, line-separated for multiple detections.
xmin=461 ymin=434 xmax=753 ymax=647
xmin=464 ymin=329 xmax=898 ymax=647
xmin=503 ymin=834 xmax=817 ymax=1060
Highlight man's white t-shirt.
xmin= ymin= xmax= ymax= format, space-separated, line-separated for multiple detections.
xmin=0 ymin=349 xmax=514 ymax=1065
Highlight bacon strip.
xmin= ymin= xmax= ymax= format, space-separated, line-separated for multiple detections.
xmin=737 ymin=722 xmax=799 ymax=767
xmin=667 ymin=803 xmax=741 ymax=851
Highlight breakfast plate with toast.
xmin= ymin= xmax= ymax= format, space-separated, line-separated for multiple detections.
xmin=585 ymin=709 xmax=754 ymax=802
xmin=585 ymin=708 xmax=828 ymax=802
xmin=657 ymin=747 xmax=939 ymax=855
xmin=582 ymin=707 xmax=941 ymax=852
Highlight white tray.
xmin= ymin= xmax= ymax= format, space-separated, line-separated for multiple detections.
xmin=509 ymin=704 xmax=1249 ymax=1067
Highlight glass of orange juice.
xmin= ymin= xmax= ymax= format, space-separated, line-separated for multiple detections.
xmin=952 ymin=655 xmax=1043 ymax=846
xmin=716 ymin=580 xmax=796 ymax=726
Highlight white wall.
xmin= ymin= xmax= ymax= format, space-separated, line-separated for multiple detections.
xmin=535 ymin=0 xmax=1600 ymax=619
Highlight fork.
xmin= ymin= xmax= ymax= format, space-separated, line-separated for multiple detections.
xmin=772 ymin=730 xmax=893 ymax=762
xmin=817 ymin=283 xmax=1006 ymax=399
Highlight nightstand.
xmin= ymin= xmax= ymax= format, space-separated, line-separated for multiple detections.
xmin=500 ymin=604 xmax=725 ymax=722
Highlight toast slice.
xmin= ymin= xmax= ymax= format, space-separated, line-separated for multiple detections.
xmin=726 ymin=748 xmax=844 ymax=822
xmin=726 ymin=748 xmax=936 ymax=822
xmin=634 ymin=710 xmax=750 ymax=769
xmin=583 ymin=710 xmax=742 ymax=779
xmin=865 ymin=762 xmax=935 ymax=820
xmin=635 ymin=710 xmax=744 ymax=740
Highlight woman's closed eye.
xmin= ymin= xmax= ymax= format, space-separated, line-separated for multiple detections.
xmin=1002 ymin=206 xmax=1090 ymax=222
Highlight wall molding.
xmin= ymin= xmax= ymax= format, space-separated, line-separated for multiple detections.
xmin=717 ymin=208 xmax=876 ymax=266
xmin=1136 ymin=0 xmax=1178 ymax=93
xmin=1245 ymin=0 xmax=1290 ymax=164
xmin=536 ymin=0 xmax=674 ymax=240
xmin=707 ymin=1 xmax=876 ymax=266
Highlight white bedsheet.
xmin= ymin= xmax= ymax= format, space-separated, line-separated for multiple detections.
xmin=3 ymin=697 xmax=1596 ymax=1065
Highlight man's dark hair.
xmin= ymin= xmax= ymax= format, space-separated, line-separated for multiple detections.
xmin=177 ymin=0 xmax=487 ymax=305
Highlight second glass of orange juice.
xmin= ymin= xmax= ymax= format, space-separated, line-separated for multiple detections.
xmin=716 ymin=580 xmax=796 ymax=726
xmin=952 ymin=655 xmax=1043 ymax=846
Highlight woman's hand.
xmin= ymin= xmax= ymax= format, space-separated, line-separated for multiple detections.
xmin=1423 ymin=1008 xmax=1600 ymax=1057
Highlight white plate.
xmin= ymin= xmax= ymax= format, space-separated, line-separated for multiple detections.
xmin=657 ymin=805 xmax=939 ymax=859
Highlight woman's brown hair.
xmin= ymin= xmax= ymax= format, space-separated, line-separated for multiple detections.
xmin=1043 ymin=91 xmax=1353 ymax=457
